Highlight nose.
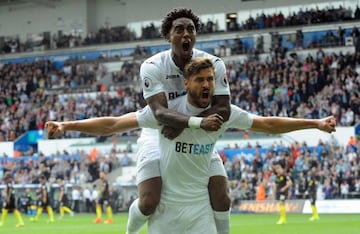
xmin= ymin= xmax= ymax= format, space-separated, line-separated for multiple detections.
xmin=203 ymin=80 xmax=210 ymax=88
xmin=183 ymin=30 xmax=190 ymax=38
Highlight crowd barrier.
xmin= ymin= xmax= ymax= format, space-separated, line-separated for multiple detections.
xmin=234 ymin=199 xmax=360 ymax=214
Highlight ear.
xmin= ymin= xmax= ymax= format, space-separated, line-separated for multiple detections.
xmin=184 ymin=79 xmax=189 ymax=88
xmin=165 ymin=34 xmax=171 ymax=42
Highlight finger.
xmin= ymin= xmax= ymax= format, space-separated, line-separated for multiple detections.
xmin=215 ymin=114 xmax=224 ymax=122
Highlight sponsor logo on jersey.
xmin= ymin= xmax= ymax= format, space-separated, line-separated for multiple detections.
xmin=166 ymin=74 xmax=181 ymax=79
xmin=175 ymin=142 xmax=215 ymax=156
xmin=168 ymin=91 xmax=186 ymax=100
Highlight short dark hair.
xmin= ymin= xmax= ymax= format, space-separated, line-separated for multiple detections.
xmin=273 ymin=159 xmax=286 ymax=169
xmin=184 ymin=57 xmax=214 ymax=79
xmin=161 ymin=8 xmax=201 ymax=38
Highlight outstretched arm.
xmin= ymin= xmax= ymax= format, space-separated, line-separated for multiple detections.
xmin=45 ymin=112 xmax=139 ymax=138
xmin=249 ymin=116 xmax=336 ymax=134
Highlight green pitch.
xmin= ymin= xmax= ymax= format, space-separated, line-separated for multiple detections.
xmin=1 ymin=213 xmax=359 ymax=234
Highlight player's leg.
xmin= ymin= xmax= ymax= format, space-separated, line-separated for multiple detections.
xmin=0 ymin=203 xmax=9 ymax=226
xmin=59 ymin=203 xmax=64 ymax=218
xmin=309 ymin=195 xmax=319 ymax=221
xmin=14 ymin=209 xmax=24 ymax=227
xmin=9 ymin=196 xmax=24 ymax=227
xmin=33 ymin=201 xmax=44 ymax=221
xmin=46 ymin=205 xmax=55 ymax=222
xmin=104 ymin=199 xmax=113 ymax=224
xmin=208 ymin=153 xmax=231 ymax=234
xmin=63 ymin=206 xmax=74 ymax=216
xmin=277 ymin=195 xmax=286 ymax=224
xmin=93 ymin=199 xmax=103 ymax=223
xmin=61 ymin=198 xmax=74 ymax=217
xmin=126 ymin=145 xmax=162 ymax=234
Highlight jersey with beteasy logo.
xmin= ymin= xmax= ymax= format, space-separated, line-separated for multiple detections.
xmin=138 ymin=48 xmax=230 ymax=146
xmin=136 ymin=95 xmax=253 ymax=205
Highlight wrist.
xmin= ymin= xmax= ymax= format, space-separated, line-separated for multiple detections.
xmin=188 ymin=117 xmax=203 ymax=129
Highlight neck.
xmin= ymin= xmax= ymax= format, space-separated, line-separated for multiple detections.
xmin=171 ymin=52 xmax=191 ymax=71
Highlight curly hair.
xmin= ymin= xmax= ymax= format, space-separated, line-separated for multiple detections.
xmin=161 ymin=8 xmax=201 ymax=38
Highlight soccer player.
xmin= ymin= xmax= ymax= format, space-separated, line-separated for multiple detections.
xmin=306 ymin=167 xmax=320 ymax=221
xmin=57 ymin=178 xmax=74 ymax=219
xmin=93 ymin=172 xmax=113 ymax=224
xmin=273 ymin=160 xmax=293 ymax=225
xmin=46 ymin=57 xmax=336 ymax=233
xmin=132 ymin=8 xmax=232 ymax=234
xmin=31 ymin=175 xmax=55 ymax=223
xmin=0 ymin=172 xmax=24 ymax=228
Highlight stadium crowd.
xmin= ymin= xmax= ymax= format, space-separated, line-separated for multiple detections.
xmin=1 ymin=47 xmax=360 ymax=142
xmin=1 ymin=4 xmax=360 ymax=54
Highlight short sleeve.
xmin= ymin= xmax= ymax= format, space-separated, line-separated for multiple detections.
xmin=136 ymin=106 xmax=159 ymax=129
xmin=225 ymin=105 xmax=254 ymax=130
xmin=213 ymin=59 xmax=230 ymax=96
xmin=140 ymin=61 xmax=165 ymax=100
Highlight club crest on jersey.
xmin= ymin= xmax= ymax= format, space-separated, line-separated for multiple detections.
xmin=143 ymin=77 xmax=152 ymax=90
xmin=221 ymin=76 xmax=228 ymax=87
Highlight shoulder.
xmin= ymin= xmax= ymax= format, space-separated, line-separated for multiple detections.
xmin=141 ymin=50 xmax=169 ymax=70
xmin=193 ymin=48 xmax=223 ymax=62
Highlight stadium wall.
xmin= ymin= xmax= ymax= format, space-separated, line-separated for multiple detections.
xmin=235 ymin=199 xmax=360 ymax=214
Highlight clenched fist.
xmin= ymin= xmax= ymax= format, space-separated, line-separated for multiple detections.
xmin=318 ymin=116 xmax=336 ymax=133
xmin=45 ymin=121 xmax=64 ymax=138
xmin=200 ymin=113 xmax=224 ymax=131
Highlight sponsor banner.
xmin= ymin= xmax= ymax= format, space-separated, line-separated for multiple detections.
xmin=0 ymin=141 xmax=14 ymax=157
xmin=236 ymin=200 xmax=304 ymax=213
xmin=303 ymin=199 xmax=360 ymax=214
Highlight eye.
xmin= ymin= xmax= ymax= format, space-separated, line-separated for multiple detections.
xmin=187 ymin=26 xmax=195 ymax=33
xmin=174 ymin=26 xmax=184 ymax=33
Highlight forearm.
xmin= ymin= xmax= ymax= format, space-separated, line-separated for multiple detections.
xmin=153 ymin=106 xmax=190 ymax=128
xmin=147 ymin=94 xmax=190 ymax=128
xmin=62 ymin=113 xmax=139 ymax=136
xmin=251 ymin=117 xmax=321 ymax=134
xmin=198 ymin=95 xmax=230 ymax=121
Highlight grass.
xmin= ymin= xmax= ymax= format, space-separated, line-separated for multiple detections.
xmin=1 ymin=213 xmax=359 ymax=234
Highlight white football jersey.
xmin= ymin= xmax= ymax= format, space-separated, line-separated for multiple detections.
xmin=138 ymin=48 xmax=231 ymax=143
xmin=136 ymin=96 xmax=253 ymax=205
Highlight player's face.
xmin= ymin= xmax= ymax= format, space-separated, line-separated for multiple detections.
xmin=168 ymin=17 xmax=196 ymax=62
xmin=185 ymin=67 xmax=215 ymax=108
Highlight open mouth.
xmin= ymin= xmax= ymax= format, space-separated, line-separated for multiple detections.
xmin=201 ymin=91 xmax=209 ymax=99
xmin=182 ymin=41 xmax=190 ymax=52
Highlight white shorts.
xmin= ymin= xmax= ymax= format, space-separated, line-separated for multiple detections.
xmin=209 ymin=150 xmax=227 ymax=178
xmin=148 ymin=201 xmax=216 ymax=234
xmin=135 ymin=142 xmax=160 ymax=185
